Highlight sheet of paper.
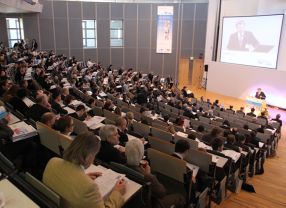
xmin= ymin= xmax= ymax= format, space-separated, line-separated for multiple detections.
xmin=186 ymin=163 xmax=199 ymax=177
xmin=221 ymin=150 xmax=241 ymax=162
xmin=22 ymin=97 xmax=35 ymax=107
xmin=64 ymin=106 xmax=75 ymax=114
xmin=84 ymin=116 xmax=106 ymax=128
xmin=85 ymin=168 xmax=125 ymax=199
xmin=9 ymin=121 xmax=37 ymax=142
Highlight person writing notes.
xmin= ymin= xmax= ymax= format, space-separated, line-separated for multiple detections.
xmin=43 ymin=132 xmax=126 ymax=208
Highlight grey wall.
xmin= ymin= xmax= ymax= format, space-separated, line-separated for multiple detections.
xmin=0 ymin=1 xmax=208 ymax=81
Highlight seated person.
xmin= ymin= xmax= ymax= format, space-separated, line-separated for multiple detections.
xmin=0 ymin=107 xmax=14 ymax=148
xmin=114 ymin=107 xmax=122 ymax=116
xmin=103 ymin=100 xmax=114 ymax=111
xmin=88 ymin=98 xmax=96 ymax=108
xmin=51 ymin=90 xmax=68 ymax=115
xmin=0 ymin=106 xmax=37 ymax=174
xmin=246 ymin=108 xmax=256 ymax=117
xmin=54 ymin=115 xmax=74 ymax=136
xmin=28 ymin=94 xmax=51 ymax=121
xmin=197 ymin=125 xmax=205 ymax=133
xmin=163 ymin=115 xmax=176 ymax=134
xmin=115 ymin=116 xmax=129 ymax=146
xmin=0 ymin=79 xmax=11 ymax=97
xmin=97 ymin=125 xmax=127 ymax=164
xmin=40 ymin=112 xmax=57 ymax=128
xmin=226 ymin=105 xmax=235 ymax=114
xmin=61 ymin=87 xmax=70 ymax=101
xmin=173 ymin=139 xmax=211 ymax=193
xmin=43 ymin=132 xmax=126 ymax=208
xmin=211 ymin=137 xmax=224 ymax=152
xmin=271 ymin=114 xmax=282 ymax=132
xmin=202 ymin=127 xmax=223 ymax=145
xmin=257 ymin=111 xmax=268 ymax=125
xmin=125 ymin=112 xmax=134 ymax=131
xmin=125 ymin=139 xmax=185 ymax=208
xmin=70 ymin=104 xmax=87 ymax=121
xmin=225 ymin=134 xmax=240 ymax=152
xmin=8 ymin=88 xmax=29 ymax=116
xmin=236 ymin=107 xmax=245 ymax=116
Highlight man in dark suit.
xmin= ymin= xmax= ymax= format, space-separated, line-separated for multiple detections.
xmin=97 ymin=125 xmax=127 ymax=164
xmin=28 ymin=95 xmax=51 ymax=121
xmin=227 ymin=20 xmax=259 ymax=51
xmin=255 ymin=88 xmax=266 ymax=100
xmin=51 ymin=90 xmax=68 ymax=115
xmin=8 ymin=88 xmax=29 ymax=116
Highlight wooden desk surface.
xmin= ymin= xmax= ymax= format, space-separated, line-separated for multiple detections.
xmin=0 ymin=179 xmax=39 ymax=208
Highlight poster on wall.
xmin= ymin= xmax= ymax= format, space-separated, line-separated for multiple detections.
xmin=156 ymin=6 xmax=173 ymax=53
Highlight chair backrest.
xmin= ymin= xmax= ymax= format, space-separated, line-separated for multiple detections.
xmin=151 ymin=127 xmax=173 ymax=142
xmin=103 ymin=109 xmax=120 ymax=121
xmin=256 ymin=132 xmax=270 ymax=143
xmin=92 ymin=107 xmax=103 ymax=116
xmin=109 ymin=162 xmax=145 ymax=181
xmin=71 ymin=117 xmax=89 ymax=135
xmin=147 ymin=148 xmax=186 ymax=183
xmin=199 ymin=116 xmax=210 ymax=124
xmin=185 ymin=149 xmax=213 ymax=173
xmin=141 ymin=115 xmax=153 ymax=126
xmin=148 ymin=136 xmax=174 ymax=155
xmin=247 ymin=122 xmax=260 ymax=130
xmin=152 ymin=119 xmax=169 ymax=127
xmin=24 ymin=172 xmax=61 ymax=207
xmin=133 ymin=121 xmax=150 ymax=138
xmin=58 ymin=133 xmax=72 ymax=151
xmin=132 ymin=111 xmax=142 ymax=121
xmin=269 ymin=121 xmax=280 ymax=129
xmin=211 ymin=120 xmax=223 ymax=127
xmin=152 ymin=122 xmax=169 ymax=131
xmin=104 ymin=118 xmax=116 ymax=125
xmin=256 ymin=117 xmax=267 ymax=126
xmin=174 ymin=135 xmax=199 ymax=150
xmin=0 ymin=152 xmax=15 ymax=173
xmin=244 ymin=115 xmax=256 ymax=122
xmin=36 ymin=122 xmax=61 ymax=156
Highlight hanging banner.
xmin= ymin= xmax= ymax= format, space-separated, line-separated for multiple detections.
xmin=156 ymin=6 xmax=173 ymax=54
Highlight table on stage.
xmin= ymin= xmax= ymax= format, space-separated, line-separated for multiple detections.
xmin=0 ymin=179 xmax=39 ymax=208
xmin=246 ymin=96 xmax=267 ymax=111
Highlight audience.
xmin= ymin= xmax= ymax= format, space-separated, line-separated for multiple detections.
xmin=43 ymin=132 xmax=126 ymax=207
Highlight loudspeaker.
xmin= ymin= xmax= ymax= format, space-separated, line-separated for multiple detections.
xmin=204 ymin=65 xmax=208 ymax=72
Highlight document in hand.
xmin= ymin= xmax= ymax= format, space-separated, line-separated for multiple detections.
xmin=9 ymin=121 xmax=37 ymax=142
xmin=85 ymin=166 xmax=125 ymax=199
